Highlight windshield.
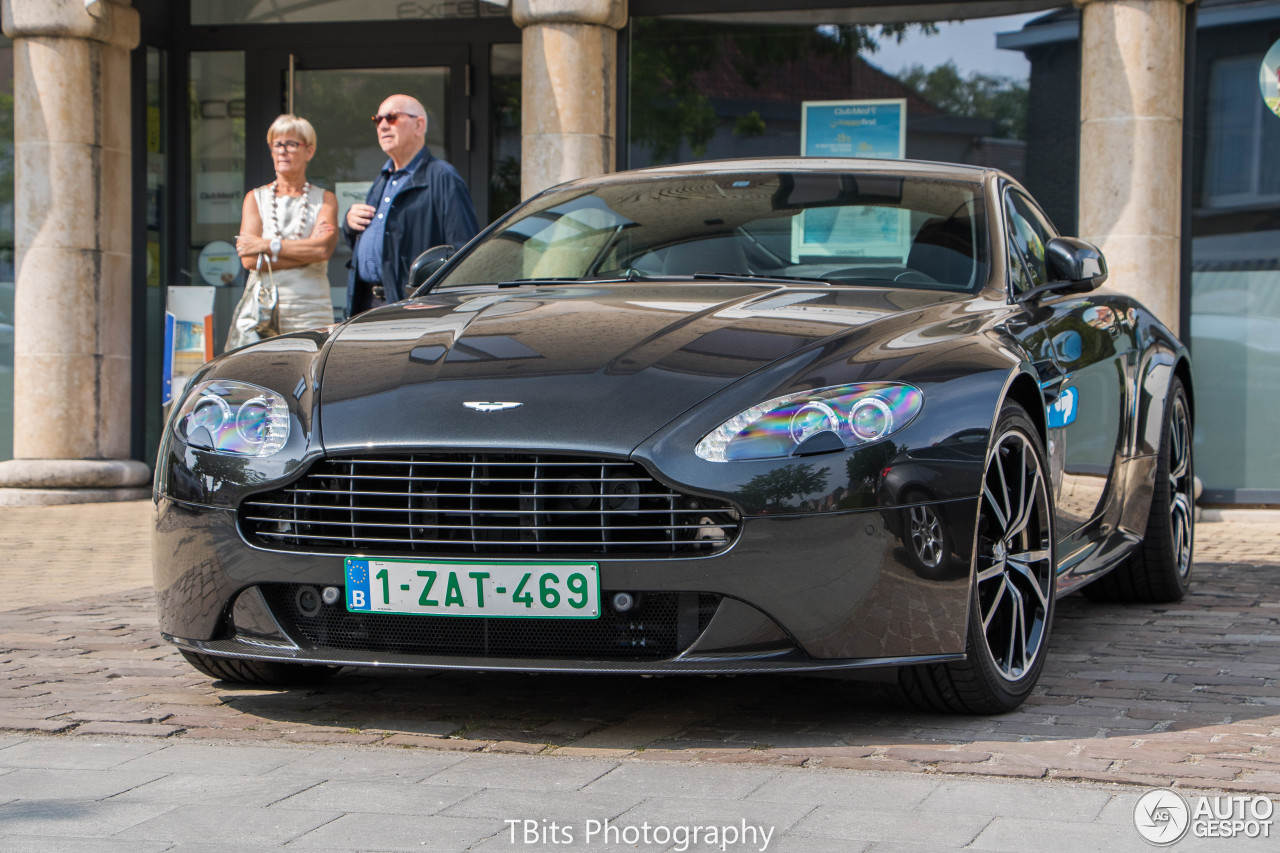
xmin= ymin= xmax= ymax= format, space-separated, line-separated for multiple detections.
xmin=436 ymin=171 xmax=989 ymax=293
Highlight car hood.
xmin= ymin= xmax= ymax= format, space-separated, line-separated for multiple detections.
xmin=317 ymin=282 xmax=964 ymax=454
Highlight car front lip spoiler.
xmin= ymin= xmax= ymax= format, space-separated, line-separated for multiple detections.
xmin=164 ymin=633 xmax=965 ymax=676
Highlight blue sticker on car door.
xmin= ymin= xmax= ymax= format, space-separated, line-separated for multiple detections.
xmin=1048 ymin=386 xmax=1079 ymax=428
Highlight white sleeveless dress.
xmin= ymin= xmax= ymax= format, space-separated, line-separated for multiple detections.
xmin=226 ymin=184 xmax=333 ymax=350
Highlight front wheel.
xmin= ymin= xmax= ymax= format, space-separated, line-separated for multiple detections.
xmin=897 ymin=402 xmax=1056 ymax=714
xmin=179 ymin=650 xmax=338 ymax=687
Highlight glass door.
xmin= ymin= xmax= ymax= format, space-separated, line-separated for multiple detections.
xmin=257 ymin=46 xmax=470 ymax=319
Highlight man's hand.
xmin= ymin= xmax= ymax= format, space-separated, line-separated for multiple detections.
xmin=347 ymin=203 xmax=376 ymax=233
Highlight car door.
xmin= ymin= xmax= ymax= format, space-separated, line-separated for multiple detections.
xmin=1003 ymin=189 xmax=1129 ymax=550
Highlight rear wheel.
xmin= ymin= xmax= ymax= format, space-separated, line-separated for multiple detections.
xmin=897 ymin=402 xmax=1055 ymax=714
xmin=179 ymin=650 xmax=338 ymax=687
xmin=1084 ymin=376 xmax=1193 ymax=603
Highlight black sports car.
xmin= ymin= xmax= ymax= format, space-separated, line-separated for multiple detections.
xmin=153 ymin=159 xmax=1194 ymax=713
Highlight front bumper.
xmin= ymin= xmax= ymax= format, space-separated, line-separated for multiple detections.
xmin=154 ymin=493 xmax=976 ymax=674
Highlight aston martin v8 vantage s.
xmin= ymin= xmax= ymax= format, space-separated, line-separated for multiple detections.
xmin=153 ymin=159 xmax=1194 ymax=713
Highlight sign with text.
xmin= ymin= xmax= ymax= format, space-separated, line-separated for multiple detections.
xmin=194 ymin=171 xmax=243 ymax=225
xmin=801 ymin=99 xmax=906 ymax=160
xmin=336 ymin=182 xmax=374 ymax=228
xmin=797 ymin=99 xmax=908 ymax=260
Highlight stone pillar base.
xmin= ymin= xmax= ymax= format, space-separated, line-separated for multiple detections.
xmin=0 ymin=487 xmax=151 ymax=507
xmin=0 ymin=458 xmax=152 ymax=505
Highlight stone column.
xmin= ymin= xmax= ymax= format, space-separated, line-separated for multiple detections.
xmin=1076 ymin=0 xmax=1192 ymax=330
xmin=513 ymin=0 xmax=627 ymax=200
xmin=0 ymin=0 xmax=149 ymax=505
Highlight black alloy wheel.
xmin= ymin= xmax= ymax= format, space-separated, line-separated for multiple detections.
xmin=898 ymin=402 xmax=1056 ymax=714
xmin=1084 ymin=376 xmax=1194 ymax=603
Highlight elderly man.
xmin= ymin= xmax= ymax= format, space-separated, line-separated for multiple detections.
xmin=343 ymin=94 xmax=480 ymax=316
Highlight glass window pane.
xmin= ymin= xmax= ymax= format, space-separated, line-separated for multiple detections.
xmin=189 ymin=51 xmax=245 ymax=281
xmin=191 ymin=0 xmax=508 ymax=25
xmin=293 ymin=66 xmax=452 ymax=315
xmin=1006 ymin=193 xmax=1050 ymax=293
xmin=438 ymin=172 xmax=986 ymax=293
xmin=0 ymin=36 xmax=11 ymax=461
xmin=143 ymin=46 xmax=168 ymax=466
xmin=627 ymin=15 xmax=1031 ymax=186
xmin=1191 ymin=264 xmax=1280 ymax=494
xmin=490 ymin=43 xmax=521 ymax=220
xmin=1193 ymin=53 xmax=1280 ymax=499
xmin=1204 ymin=56 xmax=1258 ymax=203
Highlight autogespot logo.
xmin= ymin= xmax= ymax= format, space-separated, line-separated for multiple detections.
xmin=1134 ymin=789 xmax=1275 ymax=845
xmin=1134 ymin=789 xmax=1191 ymax=846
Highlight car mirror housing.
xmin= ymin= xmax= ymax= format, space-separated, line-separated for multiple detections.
xmin=1045 ymin=236 xmax=1108 ymax=293
xmin=409 ymin=244 xmax=456 ymax=296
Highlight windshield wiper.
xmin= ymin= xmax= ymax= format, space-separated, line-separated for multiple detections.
xmin=691 ymin=272 xmax=834 ymax=286
xmin=494 ymin=277 xmax=587 ymax=288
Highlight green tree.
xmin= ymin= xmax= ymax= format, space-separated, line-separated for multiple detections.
xmin=897 ymin=61 xmax=1028 ymax=140
xmin=740 ymin=463 xmax=831 ymax=509
xmin=630 ymin=20 xmax=938 ymax=162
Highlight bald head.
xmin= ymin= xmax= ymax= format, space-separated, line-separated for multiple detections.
xmin=375 ymin=94 xmax=428 ymax=170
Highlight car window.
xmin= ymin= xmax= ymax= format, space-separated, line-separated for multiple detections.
xmin=435 ymin=173 xmax=989 ymax=293
xmin=1005 ymin=191 xmax=1054 ymax=294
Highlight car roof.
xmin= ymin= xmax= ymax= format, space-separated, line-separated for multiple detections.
xmin=557 ymin=157 xmax=996 ymax=191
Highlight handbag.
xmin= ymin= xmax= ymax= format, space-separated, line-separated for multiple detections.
xmin=226 ymin=254 xmax=281 ymax=350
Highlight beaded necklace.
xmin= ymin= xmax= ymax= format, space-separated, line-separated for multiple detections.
xmin=269 ymin=180 xmax=312 ymax=241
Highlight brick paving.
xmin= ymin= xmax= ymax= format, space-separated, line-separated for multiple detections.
xmin=0 ymin=500 xmax=1277 ymax=796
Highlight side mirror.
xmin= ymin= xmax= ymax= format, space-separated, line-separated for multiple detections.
xmin=1045 ymin=236 xmax=1107 ymax=294
xmin=408 ymin=245 xmax=455 ymax=296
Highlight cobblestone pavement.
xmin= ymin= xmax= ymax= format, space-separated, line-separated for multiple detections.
xmin=1 ymin=501 xmax=1278 ymax=800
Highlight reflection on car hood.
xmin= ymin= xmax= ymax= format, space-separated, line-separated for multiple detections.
xmin=318 ymin=282 xmax=963 ymax=454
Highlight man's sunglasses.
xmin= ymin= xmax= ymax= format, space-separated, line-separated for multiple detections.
xmin=371 ymin=112 xmax=423 ymax=126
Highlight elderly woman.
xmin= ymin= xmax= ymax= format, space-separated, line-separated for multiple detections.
xmin=227 ymin=114 xmax=339 ymax=349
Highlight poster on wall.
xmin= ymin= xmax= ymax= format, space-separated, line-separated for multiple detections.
xmin=797 ymin=99 xmax=909 ymax=261
xmin=195 ymin=171 xmax=244 ymax=225
xmin=163 ymin=286 xmax=216 ymax=407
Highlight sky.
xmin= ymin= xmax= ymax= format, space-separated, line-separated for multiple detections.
xmin=864 ymin=13 xmax=1044 ymax=80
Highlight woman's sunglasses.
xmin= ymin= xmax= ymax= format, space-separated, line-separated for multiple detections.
xmin=371 ymin=112 xmax=422 ymax=126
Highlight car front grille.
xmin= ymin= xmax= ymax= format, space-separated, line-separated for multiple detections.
xmin=263 ymin=583 xmax=722 ymax=661
xmin=239 ymin=453 xmax=741 ymax=558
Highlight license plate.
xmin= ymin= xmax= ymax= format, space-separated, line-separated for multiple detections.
xmin=344 ymin=558 xmax=600 ymax=619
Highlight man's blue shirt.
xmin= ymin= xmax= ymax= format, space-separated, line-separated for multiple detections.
xmin=353 ymin=147 xmax=428 ymax=283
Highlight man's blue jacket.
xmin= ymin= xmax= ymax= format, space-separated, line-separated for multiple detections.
xmin=342 ymin=147 xmax=480 ymax=317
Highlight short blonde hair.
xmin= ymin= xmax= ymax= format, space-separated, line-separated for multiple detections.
xmin=266 ymin=114 xmax=316 ymax=148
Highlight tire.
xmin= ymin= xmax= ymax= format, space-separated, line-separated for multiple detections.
xmin=179 ymin=650 xmax=338 ymax=687
xmin=897 ymin=402 xmax=1056 ymax=714
xmin=1084 ymin=376 xmax=1193 ymax=603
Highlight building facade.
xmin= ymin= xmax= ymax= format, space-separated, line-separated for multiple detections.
xmin=1 ymin=0 xmax=1273 ymax=507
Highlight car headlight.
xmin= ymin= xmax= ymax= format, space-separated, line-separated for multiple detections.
xmin=172 ymin=380 xmax=290 ymax=457
xmin=695 ymin=382 xmax=923 ymax=462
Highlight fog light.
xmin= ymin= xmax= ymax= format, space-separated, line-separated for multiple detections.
xmin=321 ymin=586 xmax=341 ymax=605
xmin=611 ymin=592 xmax=636 ymax=613
xmin=295 ymin=585 xmax=321 ymax=618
